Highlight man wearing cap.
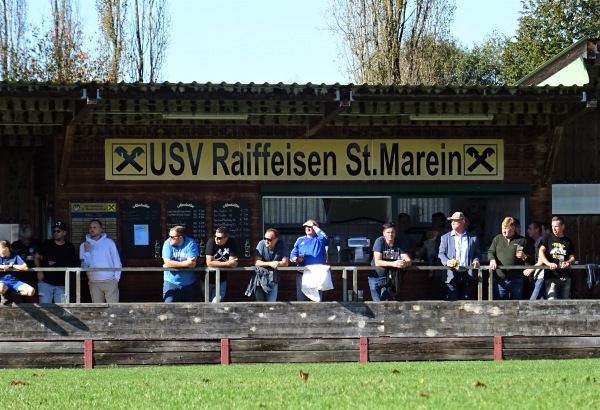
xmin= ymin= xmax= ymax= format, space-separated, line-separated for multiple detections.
xmin=290 ymin=219 xmax=329 ymax=301
xmin=34 ymin=221 xmax=80 ymax=303
xmin=438 ymin=212 xmax=481 ymax=301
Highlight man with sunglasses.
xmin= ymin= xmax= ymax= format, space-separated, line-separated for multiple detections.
xmin=162 ymin=225 xmax=199 ymax=302
xmin=249 ymin=228 xmax=289 ymax=302
xmin=204 ymin=226 xmax=238 ymax=302
xmin=34 ymin=221 xmax=79 ymax=303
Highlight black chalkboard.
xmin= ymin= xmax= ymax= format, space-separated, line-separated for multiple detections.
xmin=166 ymin=201 xmax=207 ymax=250
xmin=212 ymin=200 xmax=251 ymax=257
xmin=121 ymin=201 xmax=161 ymax=259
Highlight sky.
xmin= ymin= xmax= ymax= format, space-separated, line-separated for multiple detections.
xmin=30 ymin=0 xmax=523 ymax=84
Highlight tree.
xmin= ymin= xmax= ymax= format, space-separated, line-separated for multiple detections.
xmin=454 ymin=32 xmax=506 ymax=86
xmin=326 ymin=0 xmax=459 ymax=85
xmin=30 ymin=0 xmax=101 ymax=81
xmin=0 ymin=0 xmax=30 ymax=80
xmin=502 ymin=0 xmax=600 ymax=85
xmin=127 ymin=0 xmax=170 ymax=82
xmin=96 ymin=0 xmax=128 ymax=82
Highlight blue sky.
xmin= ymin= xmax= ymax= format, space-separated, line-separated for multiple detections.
xmin=163 ymin=0 xmax=522 ymax=84
xmin=30 ymin=0 xmax=522 ymax=84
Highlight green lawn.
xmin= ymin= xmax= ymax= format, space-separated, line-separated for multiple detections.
xmin=1 ymin=359 xmax=599 ymax=409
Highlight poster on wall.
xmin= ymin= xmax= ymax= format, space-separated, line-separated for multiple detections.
xmin=70 ymin=202 xmax=118 ymax=251
xmin=121 ymin=201 xmax=161 ymax=259
xmin=212 ymin=200 xmax=251 ymax=258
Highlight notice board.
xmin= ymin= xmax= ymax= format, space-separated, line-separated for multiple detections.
xmin=70 ymin=202 xmax=118 ymax=251
xmin=121 ymin=200 xmax=161 ymax=259
xmin=212 ymin=200 xmax=251 ymax=257
xmin=166 ymin=200 xmax=207 ymax=250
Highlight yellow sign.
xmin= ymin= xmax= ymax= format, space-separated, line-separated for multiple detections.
xmin=105 ymin=139 xmax=503 ymax=181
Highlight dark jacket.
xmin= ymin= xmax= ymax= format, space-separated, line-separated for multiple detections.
xmin=488 ymin=234 xmax=532 ymax=280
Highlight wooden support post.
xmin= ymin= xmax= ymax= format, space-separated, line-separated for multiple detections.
xmin=359 ymin=337 xmax=368 ymax=363
xmin=493 ymin=336 xmax=503 ymax=361
xmin=84 ymin=339 xmax=93 ymax=369
xmin=221 ymin=338 xmax=230 ymax=365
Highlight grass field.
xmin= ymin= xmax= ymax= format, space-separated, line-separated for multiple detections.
xmin=1 ymin=359 xmax=599 ymax=409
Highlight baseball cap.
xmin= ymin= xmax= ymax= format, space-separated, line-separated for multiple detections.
xmin=447 ymin=212 xmax=466 ymax=221
xmin=53 ymin=221 xmax=67 ymax=231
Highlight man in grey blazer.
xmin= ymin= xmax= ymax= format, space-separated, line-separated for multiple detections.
xmin=438 ymin=212 xmax=481 ymax=301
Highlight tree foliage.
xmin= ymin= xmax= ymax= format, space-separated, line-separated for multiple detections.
xmin=327 ymin=0 xmax=459 ymax=85
xmin=127 ymin=0 xmax=170 ymax=82
xmin=502 ymin=0 xmax=600 ymax=85
xmin=96 ymin=0 xmax=127 ymax=82
xmin=455 ymin=33 xmax=506 ymax=86
xmin=0 ymin=0 xmax=30 ymax=80
xmin=0 ymin=0 xmax=171 ymax=82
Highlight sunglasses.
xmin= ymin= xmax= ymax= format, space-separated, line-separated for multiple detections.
xmin=264 ymin=237 xmax=275 ymax=242
xmin=168 ymin=235 xmax=181 ymax=240
xmin=215 ymin=236 xmax=225 ymax=240
xmin=53 ymin=230 xmax=63 ymax=233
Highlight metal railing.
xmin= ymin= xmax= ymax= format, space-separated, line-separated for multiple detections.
xmin=17 ymin=264 xmax=594 ymax=303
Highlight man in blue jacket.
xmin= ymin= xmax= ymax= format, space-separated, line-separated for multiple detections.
xmin=290 ymin=219 xmax=328 ymax=301
xmin=438 ymin=212 xmax=481 ymax=301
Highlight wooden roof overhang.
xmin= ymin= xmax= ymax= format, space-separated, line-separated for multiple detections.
xmin=0 ymin=81 xmax=592 ymax=148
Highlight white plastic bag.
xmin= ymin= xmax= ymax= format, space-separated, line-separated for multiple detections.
xmin=301 ymin=264 xmax=333 ymax=301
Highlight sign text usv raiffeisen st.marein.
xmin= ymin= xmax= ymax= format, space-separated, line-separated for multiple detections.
xmin=105 ymin=139 xmax=503 ymax=181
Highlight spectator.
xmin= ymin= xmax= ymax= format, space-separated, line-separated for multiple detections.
xmin=523 ymin=221 xmax=546 ymax=300
xmin=162 ymin=226 xmax=199 ymax=302
xmin=438 ymin=212 xmax=481 ymax=301
xmin=248 ymin=228 xmax=289 ymax=301
xmin=290 ymin=219 xmax=328 ymax=301
xmin=205 ymin=226 xmax=238 ymax=302
xmin=34 ymin=221 xmax=80 ymax=303
xmin=418 ymin=212 xmax=447 ymax=300
xmin=1 ymin=239 xmax=35 ymax=304
xmin=12 ymin=225 xmax=40 ymax=268
xmin=396 ymin=212 xmax=418 ymax=259
xmin=488 ymin=217 xmax=532 ymax=300
xmin=538 ymin=216 xmax=576 ymax=300
xmin=5 ymin=225 xmax=39 ymax=303
xmin=369 ymin=222 xmax=412 ymax=301
xmin=80 ymin=219 xmax=122 ymax=303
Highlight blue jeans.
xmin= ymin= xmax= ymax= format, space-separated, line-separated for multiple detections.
xmin=163 ymin=281 xmax=195 ymax=302
xmin=255 ymin=283 xmax=278 ymax=302
xmin=38 ymin=281 xmax=65 ymax=303
xmin=530 ymin=278 xmax=546 ymax=300
xmin=446 ymin=272 xmax=476 ymax=301
xmin=493 ymin=276 xmax=523 ymax=300
xmin=368 ymin=276 xmax=394 ymax=301
xmin=200 ymin=281 xmax=227 ymax=303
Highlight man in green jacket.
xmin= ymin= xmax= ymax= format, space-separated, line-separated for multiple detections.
xmin=488 ymin=217 xmax=533 ymax=300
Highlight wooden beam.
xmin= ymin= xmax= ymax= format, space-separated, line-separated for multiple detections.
xmin=304 ymin=102 xmax=348 ymax=137
xmin=57 ymin=103 xmax=94 ymax=188
xmin=542 ymin=106 xmax=595 ymax=187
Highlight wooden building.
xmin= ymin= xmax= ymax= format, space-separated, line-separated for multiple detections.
xmin=0 ymin=38 xmax=599 ymax=302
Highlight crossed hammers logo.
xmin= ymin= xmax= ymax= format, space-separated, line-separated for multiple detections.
xmin=466 ymin=147 xmax=495 ymax=173
xmin=114 ymin=146 xmax=145 ymax=172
